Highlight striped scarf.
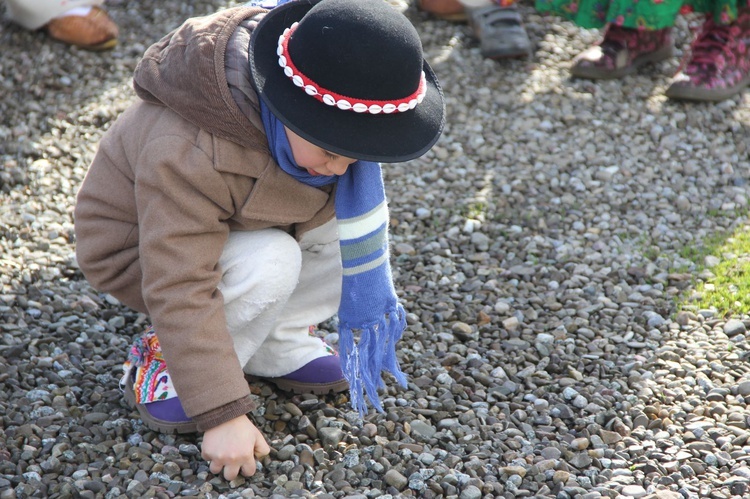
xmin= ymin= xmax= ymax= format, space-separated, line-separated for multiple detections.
xmin=260 ymin=102 xmax=407 ymax=415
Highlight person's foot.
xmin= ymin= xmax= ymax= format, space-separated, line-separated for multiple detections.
xmin=416 ymin=0 xmax=467 ymax=22
xmin=468 ymin=4 xmax=532 ymax=59
xmin=45 ymin=6 xmax=119 ymax=51
xmin=571 ymin=24 xmax=673 ymax=79
xmin=123 ymin=372 xmax=198 ymax=434
xmin=666 ymin=10 xmax=750 ymax=101
xmin=121 ymin=327 xmax=197 ymax=433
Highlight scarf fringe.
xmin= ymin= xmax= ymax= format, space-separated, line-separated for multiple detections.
xmin=339 ymin=304 xmax=408 ymax=416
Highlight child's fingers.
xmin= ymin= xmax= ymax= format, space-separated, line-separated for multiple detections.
xmin=201 ymin=416 xmax=268 ymax=480
xmin=240 ymin=460 xmax=257 ymax=477
xmin=254 ymin=435 xmax=271 ymax=458
xmin=222 ymin=463 xmax=241 ymax=481
xmin=208 ymin=459 xmax=241 ymax=481
xmin=208 ymin=459 xmax=224 ymax=476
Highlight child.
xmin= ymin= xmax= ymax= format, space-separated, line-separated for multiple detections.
xmin=536 ymin=0 xmax=750 ymax=101
xmin=74 ymin=0 xmax=445 ymax=481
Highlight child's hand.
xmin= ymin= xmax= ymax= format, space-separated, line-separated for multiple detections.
xmin=201 ymin=415 xmax=270 ymax=481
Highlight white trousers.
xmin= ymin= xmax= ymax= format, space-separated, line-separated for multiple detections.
xmin=218 ymin=219 xmax=342 ymax=377
xmin=5 ymin=0 xmax=104 ymax=30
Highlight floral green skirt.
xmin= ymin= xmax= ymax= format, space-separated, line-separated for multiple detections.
xmin=535 ymin=0 xmax=749 ymax=29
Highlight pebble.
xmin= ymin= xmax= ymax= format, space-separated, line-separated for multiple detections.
xmin=384 ymin=469 xmax=407 ymax=490
xmin=1 ymin=4 xmax=749 ymax=499
xmin=723 ymin=319 xmax=747 ymax=336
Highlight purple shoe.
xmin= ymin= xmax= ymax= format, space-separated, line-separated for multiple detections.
xmin=121 ymin=327 xmax=197 ymax=434
xmin=264 ymin=354 xmax=349 ymax=395
xmin=124 ymin=374 xmax=197 ymax=434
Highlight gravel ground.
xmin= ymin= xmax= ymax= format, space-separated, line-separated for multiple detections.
xmin=2 ymin=1 xmax=750 ymax=498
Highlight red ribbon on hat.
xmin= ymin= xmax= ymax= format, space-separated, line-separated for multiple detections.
xmin=277 ymin=23 xmax=426 ymax=114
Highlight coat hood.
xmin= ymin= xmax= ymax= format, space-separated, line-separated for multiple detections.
xmin=133 ymin=6 xmax=268 ymax=151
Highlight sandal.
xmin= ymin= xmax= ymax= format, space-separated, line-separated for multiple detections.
xmin=571 ymin=25 xmax=673 ymax=80
xmin=467 ymin=4 xmax=532 ymax=59
xmin=416 ymin=0 xmax=468 ymax=22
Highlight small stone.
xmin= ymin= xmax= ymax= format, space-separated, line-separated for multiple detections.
xmin=394 ymin=243 xmax=416 ymax=255
xmin=570 ymin=437 xmax=589 ymax=451
xmin=502 ymin=466 xmax=527 ymax=477
xmin=318 ymin=427 xmax=345 ymax=447
xmin=276 ymin=444 xmax=296 ymax=461
xmin=724 ymin=319 xmax=747 ymax=336
xmin=178 ymin=444 xmax=200 ymax=456
xmin=648 ymin=491 xmax=683 ymax=499
xmin=409 ymin=420 xmax=436 ymax=441
xmin=451 ymin=322 xmax=475 ymax=341
xmin=502 ymin=317 xmax=520 ymax=331
xmin=459 ymin=485 xmax=482 ymax=499
xmin=562 ymin=387 xmax=579 ymax=400
xmin=620 ymin=485 xmax=647 ymax=498
xmin=737 ymin=381 xmax=750 ymax=397
xmin=494 ymin=301 xmax=510 ymax=314
xmin=541 ymin=447 xmax=562 ymax=460
xmin=553 ymin=471 xmax=570 ymax=484
xmin=384 ymin=469 xmax=407 ymax=490
xmin=704 ymin=255 xmax=721 ymax=268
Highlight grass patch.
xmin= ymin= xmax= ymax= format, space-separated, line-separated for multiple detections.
xmin=462 ymin=201 xmax=488 ymax=220
xmin=681 ymin=222 xmax=750 ymax=317
xmin=678 ymin=230 xmax=728 ymax=262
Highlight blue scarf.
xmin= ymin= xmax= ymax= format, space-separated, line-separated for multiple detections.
xmin=260 ymin=102 xmax=407 ymax=415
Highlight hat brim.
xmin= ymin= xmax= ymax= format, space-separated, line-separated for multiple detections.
xmin=249 ymin=0 xmax=445 ymax=163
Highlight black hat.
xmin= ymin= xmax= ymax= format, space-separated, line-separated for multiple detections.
xmin=249 ymin=0 xmax=445 ymax=163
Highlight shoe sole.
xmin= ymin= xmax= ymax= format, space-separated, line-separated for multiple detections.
xmin=256 ymin=375 xmax=349 ymax=395
xmin=79 ymin=38 xmax=118 ymax=51
xmin=665 ymin=73 xmax=750 ymax=102
xmin=571 ymin=44 xmax=674 ymax=80
xmin=48 ymin=34 xmax=118 ymax=51
xmin=485 ymin=48 xmax=532 ymax=60
xmin=123 ymin=377 xmax=198 ymax=434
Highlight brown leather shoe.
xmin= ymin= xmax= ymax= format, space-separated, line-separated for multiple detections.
xmin=417 ymin=0 xmax=467 ymax=22
xmin=45 ymin=6 xmax=119 ymax=51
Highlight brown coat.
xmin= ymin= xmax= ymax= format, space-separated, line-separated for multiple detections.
xmin=74 ymin=6 xmax=335 ymax=430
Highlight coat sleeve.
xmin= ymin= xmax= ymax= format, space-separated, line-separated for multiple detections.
xmin=134 ymin=134 xmax=256 ymax=427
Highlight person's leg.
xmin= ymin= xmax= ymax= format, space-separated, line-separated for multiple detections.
xmin=666 ymin=4 xmax=750 ymax=101
xmin=219 ymin=228 xmax=319 ymax=373
xmin=242 ymin=220 xmax=344 ymax=380
xmin=571 ymin=25 xmax=674 ymax=79
xmin=5 ymin=0 xmax=118 ymax=50
xmin=121 ymin=228 xmax=306 ymax=432
xmin=5 ymin=0 xmax=101 ymax=29
xmin=535 ymin=0 xmax=680 ymax=79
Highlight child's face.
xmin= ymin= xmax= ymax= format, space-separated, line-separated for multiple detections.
xmin=284 ymin=127 xmax=356 ymax=177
